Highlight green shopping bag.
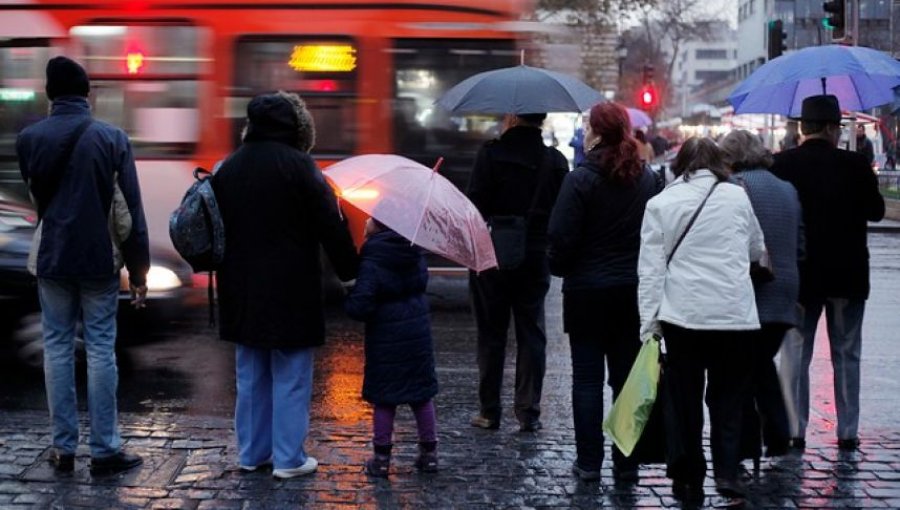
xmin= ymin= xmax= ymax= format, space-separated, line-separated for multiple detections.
xmin=602 ymin=336 xmax=661 ymax=457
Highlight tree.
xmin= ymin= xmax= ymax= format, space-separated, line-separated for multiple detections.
xmin=532 ymin=0 xmax=659 ymax=92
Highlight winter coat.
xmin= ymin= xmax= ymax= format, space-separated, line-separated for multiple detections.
xmin=16 ymin=97 xmax=149 ymax=285
xmin=344 ymin=229 xmax=438 ymax=406
xmin=771 ymin=138 xmax=884 ymax=301
xmin=734 ymin=169 xmax=803 ymax=327
xmin=212 ymin=94 xmax=359 ymax=349
xmin=547 ymin=152 xmax=661 ymax=292
xmin=638 ymin=170 xmax=765 ymax=337
xmin=466 ymin=125 xmax=569 ymax=252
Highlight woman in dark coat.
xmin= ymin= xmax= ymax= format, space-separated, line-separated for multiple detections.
xmin=212 ymin=92 xmax=358 ymax=479
xmin=719 ymin=130 xmax=803 ymax=464
xmin=345 ymin=218 xmax=439 ymax=478
xmin=547 ymin=102 xmax=661 ymax=482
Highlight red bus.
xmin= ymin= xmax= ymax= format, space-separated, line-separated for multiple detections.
xmin=0 ymin=0 xmax=531 ymax=268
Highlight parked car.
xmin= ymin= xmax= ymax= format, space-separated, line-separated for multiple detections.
xmin=0 ymin=189 xmax=195 ymax=368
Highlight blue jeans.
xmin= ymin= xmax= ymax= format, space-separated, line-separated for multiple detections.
xmin=779 ymin=297 xmax=865 ymax=440
xmin=235 ymin=345 xmax=315 ymax=469
xmin=564 ymin=286 xmax=641 ymax=472
xmin=38 ymin=276 xmax=121 ymax=458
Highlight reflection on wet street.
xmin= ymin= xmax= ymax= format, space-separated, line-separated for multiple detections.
xmin=0 ymin=234 xmax=898 ymax=508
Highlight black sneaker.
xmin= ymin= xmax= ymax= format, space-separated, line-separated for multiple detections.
xmin=715 ymin=477 xmax=746 ymax=498
xmin=90 ymin=451 xmax=143 ymax=476
xmin=672 ymin=480 xmax=705 ymax=504
xmin=48 ymin=450 xmax=75 ymax=473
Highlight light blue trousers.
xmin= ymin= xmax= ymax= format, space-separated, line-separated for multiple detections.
xmin=779 ymin=297 xmax=865 ymax=440
xmin=234 ymin=345 xmax=315 ymax=469
xmin=38 ymin=276 xmax=121 ymax=458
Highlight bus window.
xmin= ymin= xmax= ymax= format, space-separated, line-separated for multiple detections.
xmin=391 ymin=39 xmax=517 ymax=191
xmin=70 ymin=24 xmax=208 ymax=158
xmin=0 ymin=43 xmax=58 ymax=198
xmin=232 ymin=38 xmax=357 ymax=155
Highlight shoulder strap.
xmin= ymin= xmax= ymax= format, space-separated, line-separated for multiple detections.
xmin=36 ymin=118 xmax=93 ymax=221
xmin=525 ymin=147 xmax=552 ymax=220
xmin=666 ymin=180 xmax=719 ymax=266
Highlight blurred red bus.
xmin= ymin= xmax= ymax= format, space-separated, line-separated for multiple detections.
xmin=0 ymin=0 xmax=532 ymax=269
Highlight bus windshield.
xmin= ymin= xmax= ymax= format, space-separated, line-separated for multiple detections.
xmin=391 ymin=38 xmax=517 ymax=190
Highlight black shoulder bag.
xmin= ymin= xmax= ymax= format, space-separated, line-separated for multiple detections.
xmin=488 ymin=148 xmax=550 ymax=271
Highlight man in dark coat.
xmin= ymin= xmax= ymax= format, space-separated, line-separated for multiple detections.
xmin=17 ymin=56 xmax=148 ymax=476
xmin=771 ymin=95 xmax=885 ymax=452
xmin=212 ymin=92 xmax=358 ymax=479
xmin=466 ymin=113 xmax=569 ymax=432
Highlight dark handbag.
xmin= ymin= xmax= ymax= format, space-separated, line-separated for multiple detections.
xmin=488 ymin=215 xmax=527 ymax=270
xmin=737 ymin=176 xmax=776 ymax=284
xmin=486 ymin=148 xmax=550 ymax=271
xmin=750 ymin=250 xmax=775 ymax=283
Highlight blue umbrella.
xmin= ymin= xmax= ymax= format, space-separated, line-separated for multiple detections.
xmin=627 ymin=107 xmax=653 ymax=128
xmin=728 ymin=45 xmax=900 ymax=116
xmin=435 ymin=65 xmax=604 ymax=114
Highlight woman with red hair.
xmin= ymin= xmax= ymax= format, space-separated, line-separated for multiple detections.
xmin=548 ymin=102 xmax=662 ymax=481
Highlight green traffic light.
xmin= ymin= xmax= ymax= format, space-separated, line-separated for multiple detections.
xmin=822 ymin=18 xmax=834 ymax=29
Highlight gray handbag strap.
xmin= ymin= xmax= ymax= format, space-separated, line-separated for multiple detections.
xmin=666 ymin=180 xmax=719 ymax=266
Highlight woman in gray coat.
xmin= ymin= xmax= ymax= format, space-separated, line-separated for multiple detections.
xmin=720 ymin=130 xmax=803 ymax=462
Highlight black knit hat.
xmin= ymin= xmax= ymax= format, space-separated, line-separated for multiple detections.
xmin=45 ymin=56 xmax=90 ymax=100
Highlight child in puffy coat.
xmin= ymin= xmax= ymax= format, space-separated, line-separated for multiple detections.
xmin=345 ymin=218 xmax=439 ymax=477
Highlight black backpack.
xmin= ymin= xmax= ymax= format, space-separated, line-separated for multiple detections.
xmin=169 ymin=166 xmax=225 ymax=325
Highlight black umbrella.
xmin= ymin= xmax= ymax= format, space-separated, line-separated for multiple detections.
xmin=435 ymin=64 xmax=604 ymax=114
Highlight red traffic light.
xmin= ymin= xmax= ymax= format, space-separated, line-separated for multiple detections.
xmin=639 ymin=85 xmax=657 ymax=109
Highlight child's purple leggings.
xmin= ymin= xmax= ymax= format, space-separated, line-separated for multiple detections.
xmin=373 ymin=400 xmax=436 ymax=447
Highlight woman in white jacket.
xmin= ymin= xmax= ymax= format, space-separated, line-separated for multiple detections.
xmin=638 ymin=137 xmax=765 ymax=504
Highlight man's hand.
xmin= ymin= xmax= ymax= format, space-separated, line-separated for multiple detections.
xmin=130 ymin=284 xmax=148 ymax=309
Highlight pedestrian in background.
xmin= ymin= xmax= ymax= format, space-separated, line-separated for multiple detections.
xmin=855 ymin=124 xmax=875 ymax=167
xmin=770 ymin=95 xmax=885 ymax=452
xmin=720 ymin=130 xmax=803 ymax=462
xmin=634 ymin=129 xmax=655 ymax=163
xmin=17 ymin=56 xmax=149 ymax=475
xmin=547 ymin=102 xmax=661 ymax=482
xmin=212 ymin=92 xmax=359 ymax=479
xmin=345 ymin=217 xmax=439 ymax=478
xmin=467 ymin=113 xmax=568 ymax=432
xmin=638 ymin=137 xmax=765 ymax=503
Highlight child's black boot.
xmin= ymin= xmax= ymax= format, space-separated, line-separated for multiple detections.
xmin=414 ymin=441 xmax=438 ymax=473
xmin=365 ymin=444 xmax=391 ymax=478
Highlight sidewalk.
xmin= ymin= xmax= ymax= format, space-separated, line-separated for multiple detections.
xmin=3 ymin=351 xmax=900 ymax=510
xmin=2 ymin=276 xmax=900 ymax=508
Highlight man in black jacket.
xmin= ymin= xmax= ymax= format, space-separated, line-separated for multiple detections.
xmin=771 ymin=95 xmax=885 ymax=452
xmin=466 ymin=113 xmax=568 ymax=432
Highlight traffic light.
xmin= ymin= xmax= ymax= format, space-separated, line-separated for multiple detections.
xmin=823 ymin=0 xmax=846 ymax=41
xmin=639 ymin=84 xmax=657 ymax=110
xmin=767 ymin=20 xmax=787 ymax=60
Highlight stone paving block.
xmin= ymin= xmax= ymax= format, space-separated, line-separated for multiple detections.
xmin=150 ymin=497 xmax=199 ymax=509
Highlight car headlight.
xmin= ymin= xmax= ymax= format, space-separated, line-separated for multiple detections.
xmin=146 ymin=266 xmax=182 ymax=292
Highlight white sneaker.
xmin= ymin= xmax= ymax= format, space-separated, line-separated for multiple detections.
xmin=272 ymin=457 xmax=318 ymax=479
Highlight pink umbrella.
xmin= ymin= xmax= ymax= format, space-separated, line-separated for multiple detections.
xmin=627 ymin=107 xmax=653 ymax=128
xmin=324 ymin=154 xmax=498 ymax=273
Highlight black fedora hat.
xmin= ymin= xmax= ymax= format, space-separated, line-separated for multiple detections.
xmin=791 ymin=94 xmax=841 ymax=124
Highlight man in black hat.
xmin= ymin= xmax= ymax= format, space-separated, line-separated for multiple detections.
xmin=771 ymin=94 xmax=884 ymax=452
xmin=16 ymin=56 xmax=149 ymax=475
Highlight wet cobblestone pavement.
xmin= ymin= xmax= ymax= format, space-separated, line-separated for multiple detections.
xmin=1 ymin=232 xmax=900 ymax=509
